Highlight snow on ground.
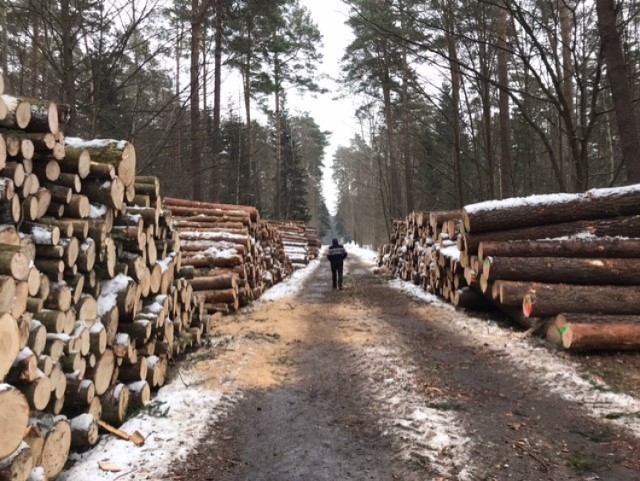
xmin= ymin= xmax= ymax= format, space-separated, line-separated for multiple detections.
xmin=351 ymin=247 xmax=640 ymax=439
xmin=344 ymin=242 xmax=379 ymax=264
xmin=59 ymin=368 xmax=239 ymax=481
xmin=351 ymin=332 xmax=475 ymax=480
xmin=388 ymin=278 xmax=455 ymax=312
xmin=60 ymin=258 xmax=324 ymax=480
xmin=254 ymin=257 xmax=322 ymax=303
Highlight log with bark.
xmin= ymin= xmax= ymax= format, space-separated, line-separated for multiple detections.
xmin=523 ymin=284 xmax=640 ymax=318
xmin=546 ymin=313 xmax=640 ymax=351
xmin=463 ymin=184 xmax=640 ymax=233
xmin=482 ymin=256 xmax=640 ymax=285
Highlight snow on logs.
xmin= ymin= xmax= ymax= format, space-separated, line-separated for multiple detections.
xmin=0 ymin=81 xmax=204 ymax=479
xmin=164 ymin=197 xmax=292 ymax=314
xmin=0 ymin=75 xmax=313 ymax=477
xmin=269 ymin=220 xmax=313 ymax=269
xmin=381 ymin=184 xmax=640 ymax=351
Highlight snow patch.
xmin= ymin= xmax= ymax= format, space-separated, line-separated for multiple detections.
xmin=350 ymin=325 xmax=474 ymax=480
xmin=89 ymin=204 xmax=107 ymax=219
xmin=69 ymin=413 xmax=95 ymax=433
xmin=65 ymin=137 xmax=128 ymax=150
xmin=251 ymin=258 xmax=322 ymax=303
xmin=393 ymin=278 xmax=640 ymax=438
xmin=464 ymin=183 xmax=640 ymax=214
xmin=58 ymin=363 xmax=240 ymax=481
xmin=388 ymin=279 xmax=456 ymax=311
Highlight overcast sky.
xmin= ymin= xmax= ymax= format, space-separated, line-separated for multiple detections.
xmin=219 ymin=0 xmax=360 ymax=215
xmin=294 ymin=0 xmax=359 ymax=215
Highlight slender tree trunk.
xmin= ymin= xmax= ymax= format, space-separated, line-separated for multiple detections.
xmin=401 ymin=46 xmax=414 ymax=213
xmin=596 ymin=0 xmax=640 ymax=183
xmin=211 ymin=0 xmax=223 ymax=201
xmin=202 ymin=29 xmax=212 ymax=198
xmin=479 ymin=47 xmax=494 ymax=199
xmin=31 ymin=13 xmax=40 ymax=97
xmin=243 ymin=67 xmax=256 ymax=204
xmin=176 ymin=20 xmax=183 ymax=191
xmin=558 ymin=0 xmax=584 ymax=191
xmin=60 ymin=0 xmax=76 ymax=132
xmin=0 ymin=0 xmax=7 ymax=83
xmin=497 ymin=3 xmax=513 ymax=198
xmin=381 ymin=43 xmax=401 ymax=216
xmin=191 ymin=0 xmax=204 ymax=200
xmin=274 ymin=62 xmax=282 ymax=218
xmin=446 ymin=4 xmax=464 ymax=208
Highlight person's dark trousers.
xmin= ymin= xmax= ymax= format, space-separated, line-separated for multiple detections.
xmin=331 ymin=264 xmax=344 ymax=289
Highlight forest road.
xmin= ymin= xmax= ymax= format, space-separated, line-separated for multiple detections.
xmin=173 ymin=251 xmax=640 ymax=481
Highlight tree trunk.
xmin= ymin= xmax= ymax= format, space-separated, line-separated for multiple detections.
xmin=191 ymin=0 xmax=204 ymax=200
xmin=484 ymin=255 xmax=640 ymax=285
xmin=211 ymin=0 xmax=223 ymax=201
xmin=463 ymin=186 xmax=640 ymax=234
xmin=523 ymin=283 xmax=640 ymax=317
xmin=381 ymin=43 xmax=402 ymax=217
xmin=497 ymin=3 xmax=513 ymax=198
xmin=274 ymin=77 xmax=282 ymax=218
xmin=464 ymin=214 xmax=640 ymax=255
xmin=60 ymin=0 xmax=76 ymax=132
xmin=444 ymin=2 xmax=464 ymax=208
xmin=401 ymin=45 xmax=414 ymax=213
xmin=596 ymin=0 xmax=640 ymax=183
xmin=478 ymin=237 xmax=640 ymax=260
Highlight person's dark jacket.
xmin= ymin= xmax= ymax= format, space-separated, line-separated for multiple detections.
xmin=327 ymin=242 xmax=347 ymax=268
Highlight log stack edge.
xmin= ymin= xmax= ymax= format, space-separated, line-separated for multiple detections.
xmin=379 ymin=186 xmax=640 ymax=353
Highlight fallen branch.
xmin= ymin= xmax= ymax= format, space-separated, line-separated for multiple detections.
xmin=97 ymin=420 xmax=145 ymax=446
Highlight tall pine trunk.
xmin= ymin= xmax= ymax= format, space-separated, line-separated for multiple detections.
xmin=274 ymin=61 xmax=282 ymax=218
xmin=596 ymin=0 xmax=640 ymax=183
xmin=445 ymin=3 xmax=464 ymax=208
xmin=60 ymin=0 xmax=76 ymax=132
xmin=381 ymin=42 xmax=402 ymax=217
xmin=31 ymin=13 xmax=40 ymax=97
xmin=191 ymin=0 xmax=204 ymax=200
xmin=401 ymin=46 xmax=414 ymax=213
xmin=211 ymin=0 xmax=223 ymax=201
xmin=497 ymin=3 xmax=513 ymax=198
xmin=0 ymin=0 xmax=6 ymax=83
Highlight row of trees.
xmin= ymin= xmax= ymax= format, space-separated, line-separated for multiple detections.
xmin=1 ymin=0 xmax=332 ymax=236
xmin=333 ymin=0 xmax=640 ymax=246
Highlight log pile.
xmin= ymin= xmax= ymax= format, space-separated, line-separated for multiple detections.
xmin=0 ymin=72 xmax=321 ymax=479
xmin=163 ymin=198 xmax=292 ymax=315
xmin=381 ymin=185 xmax=640 ymax=351
xmin=305 ymin=227 xmax=320 ymax=260
xmin=269 ymin=221 xmax=311 ymax=269
xmin=0 ymin=77 xmax=209 ymax=479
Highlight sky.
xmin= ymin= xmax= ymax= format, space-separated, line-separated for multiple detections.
xmin=294 ymin=0 xmax=360 ymax=215
xmin=219 ymin=0 xmax=361 ymax=215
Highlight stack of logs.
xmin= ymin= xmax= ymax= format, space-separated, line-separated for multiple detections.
xmin=306 ymin=227 xmax=320 ymax=259
xmin=0 ymin=78 xmax=209 ymax=480
xmin=381 ymin=185 xmax=640 ymax=352
xmin=270 ymin=221 xmax=313 ymax=269
xmin=163 ymin=198 xmax=292 ymax=316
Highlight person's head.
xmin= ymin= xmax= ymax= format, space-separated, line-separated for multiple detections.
xmin=331 ymin=238 xmax=339 ymax=246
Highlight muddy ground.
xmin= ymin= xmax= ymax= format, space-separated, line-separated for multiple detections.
xmin=170 ymin=252 xmax=640 ymax=481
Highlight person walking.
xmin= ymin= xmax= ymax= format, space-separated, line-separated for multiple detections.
xmin=327 ymin=238 xmax=348 ymax=290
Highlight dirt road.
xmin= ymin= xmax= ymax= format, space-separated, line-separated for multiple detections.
xmin=173 ymin=250 xmax=640 ymax=481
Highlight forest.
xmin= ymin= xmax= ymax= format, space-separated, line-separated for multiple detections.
xmin=2 ymin=0 xmax=640 ymax=246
